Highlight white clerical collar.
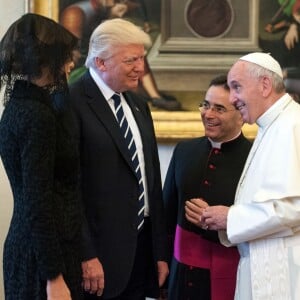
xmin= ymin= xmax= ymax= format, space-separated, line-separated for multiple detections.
xmin=208 ymin=139 xmax=222 ymax=149
xmin=208 ymin=131 xmax=242 ymax=149
xmin=256 ymin=93 xmax=292 ymax=129
xmin=89 ymin=67 xmax=116 ymax=102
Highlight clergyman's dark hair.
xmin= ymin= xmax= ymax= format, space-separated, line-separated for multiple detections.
xmin=208 ymin=74 xmax=229 ymax=91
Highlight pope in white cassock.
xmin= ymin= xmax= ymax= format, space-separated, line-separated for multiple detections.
xmin=185 ymin=52 xmax=300 ymax=300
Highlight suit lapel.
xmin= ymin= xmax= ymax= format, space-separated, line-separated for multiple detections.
xmin=82 ymin=72 xmax=136 ymax=174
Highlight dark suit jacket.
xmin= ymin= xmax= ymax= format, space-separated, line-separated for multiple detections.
xmin=70 ymin=71 xmax=168 ymax=299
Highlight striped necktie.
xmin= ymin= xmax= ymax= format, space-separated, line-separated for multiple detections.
xmin=112 ymin=93 xmax=145 ymax=231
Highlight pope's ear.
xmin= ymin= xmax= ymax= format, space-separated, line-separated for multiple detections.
xmin=261 ymin=75 xmax=273 ymax=97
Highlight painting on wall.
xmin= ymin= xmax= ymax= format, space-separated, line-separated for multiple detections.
xmin=58 ymin=0 xmax=186 ymax=114
xmin=59 ymin=0 xmax=161 ymax=66
xmin=258 ymin=0 xmax=300 ymax=100
xmin=259 ymin=0 xmax=300 ymax=70
xmin=59 ymin=0 xmax=161 ymax=33
xmin=158 ymin=0 xmax=259 ymax=58
xmin=27 ymin=0 xmax=259 ymax=141
xmin=31 ymin=0 xmax=300 ymax=71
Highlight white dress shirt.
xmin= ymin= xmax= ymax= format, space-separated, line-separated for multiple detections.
xmin=89 ymin=68 xmax=149 ymax=216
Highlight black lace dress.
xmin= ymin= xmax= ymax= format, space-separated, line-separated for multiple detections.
xmin=0 ymin=80 xmax=83 ymax=300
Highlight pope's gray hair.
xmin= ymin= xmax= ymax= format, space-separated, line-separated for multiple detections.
xmin=245 ymin=62 xmax=285 ymax=93
xmin=85 ymin=18 xmax=152 ymax=69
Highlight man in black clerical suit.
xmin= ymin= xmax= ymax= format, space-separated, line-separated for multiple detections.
xmin=163 ymin=74 xmax=252 ymax=300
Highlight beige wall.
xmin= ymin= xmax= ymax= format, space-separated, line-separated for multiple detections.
xmin=0 ymin=1 xmax=25 ymax=298
xmin=0 ymin=159 xmax=13 ymax=300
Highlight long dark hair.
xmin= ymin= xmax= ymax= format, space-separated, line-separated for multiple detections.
xmin=0 ymin=13 xmax=78 ymax=104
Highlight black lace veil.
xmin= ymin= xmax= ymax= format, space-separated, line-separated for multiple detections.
xmin=0 ymin=13 xmax=78 ymax=104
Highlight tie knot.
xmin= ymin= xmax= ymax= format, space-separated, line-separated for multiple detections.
xmin=112 ymin=93 xmax=121 ymax=107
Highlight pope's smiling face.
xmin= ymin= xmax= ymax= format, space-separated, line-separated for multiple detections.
xmin=200 ymin=85 xmax=243 ymax=142
xmin=228 ymin=60 xmax=265 ymax=124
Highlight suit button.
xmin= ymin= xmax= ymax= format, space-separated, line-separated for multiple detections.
xmin=203 ymin=180 xmax=210 ymax=186
xmin=209 ymin=163 xmax=216 ymax=170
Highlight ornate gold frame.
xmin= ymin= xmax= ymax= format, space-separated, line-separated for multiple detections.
xmin=27 ymin=0 xmax=258 ymax=142
xmin=152 ymin=111 xmax=257 ymax=142
xmin=26 ymin=0 xmax=59 ymax=21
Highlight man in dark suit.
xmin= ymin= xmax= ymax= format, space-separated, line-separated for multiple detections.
xmin=60 ymin=0 xmax=181 ymax=110
xmin=69 ymin=18 xmax=169 ymax=299
xmin=164 ymin=75 xmax=252 ymax=300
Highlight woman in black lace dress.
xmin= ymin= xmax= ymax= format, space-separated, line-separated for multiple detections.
xmin=0 ymin=13 xmax=83 ymax=300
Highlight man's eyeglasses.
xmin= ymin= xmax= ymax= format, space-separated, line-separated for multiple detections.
xmin=199 ymin=101 xmax=237 ymax=114
xmin=122 ymin=55 xmax=144 ymax=66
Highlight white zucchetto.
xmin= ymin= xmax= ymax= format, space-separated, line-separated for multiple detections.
xmin=239 ymin=52 xmax=283 ymax=79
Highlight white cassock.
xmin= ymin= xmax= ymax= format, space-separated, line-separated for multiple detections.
xmin=220 ymin=94 xmax=300 ymax=300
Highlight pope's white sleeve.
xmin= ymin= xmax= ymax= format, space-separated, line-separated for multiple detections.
xmin=226 ymin=198 xmax=300 ymax=244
